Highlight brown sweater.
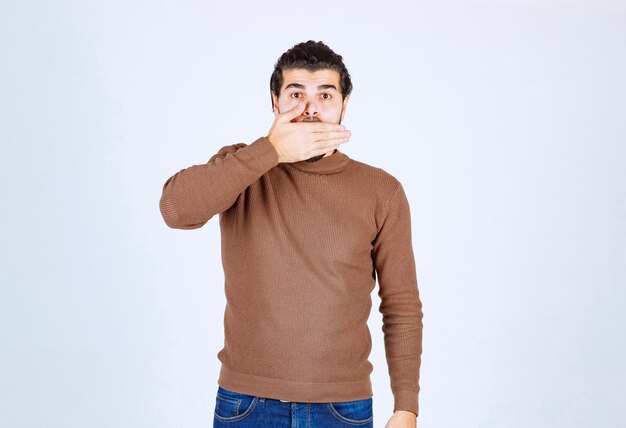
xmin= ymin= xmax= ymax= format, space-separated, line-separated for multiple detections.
xmin=159 ymin=136 xmax=423 ymax=416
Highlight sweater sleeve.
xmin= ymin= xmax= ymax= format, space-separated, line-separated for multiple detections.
xmin=371 ymin=181 xmax=424 ymax=417
xmin=159 ymin=136 xmax=279 ymax=229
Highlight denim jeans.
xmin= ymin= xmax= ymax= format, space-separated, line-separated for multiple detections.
xmin=213 ymin=385 xmax=374 ymax=427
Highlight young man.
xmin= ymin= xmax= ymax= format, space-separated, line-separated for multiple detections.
xmin=159 ymin=40 xmax=423 ymax=428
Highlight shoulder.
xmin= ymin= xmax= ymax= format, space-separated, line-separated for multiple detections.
xmin=348 ymin=158 xmax=402 ymax=197
xmin=347 ymin=158 xmax=411 ymax=228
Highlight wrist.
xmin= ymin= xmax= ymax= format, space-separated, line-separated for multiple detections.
xmin=394 ymin=410 xmax=417 ymax=418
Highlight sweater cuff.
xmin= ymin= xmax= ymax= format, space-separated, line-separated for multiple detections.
xmin=392 ymin=390 xmax=419 ymax=417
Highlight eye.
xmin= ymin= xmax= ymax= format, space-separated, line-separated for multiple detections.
xmin=290 ymin=93 xmax=301 ymax=98
xmin=321 ymin=93 xmax=332 ymax=99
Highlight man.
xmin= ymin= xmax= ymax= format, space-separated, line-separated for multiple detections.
xmin=159 ymin=40 xmax=423 ymax=428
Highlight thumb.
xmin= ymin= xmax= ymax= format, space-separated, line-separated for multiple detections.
xmin=281 ymin=102 xmax=304 ymax=122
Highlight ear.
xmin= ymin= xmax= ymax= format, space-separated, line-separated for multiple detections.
xmin=340 ymin=95 xmax=350 ymax=122
xmin=270 ymin=91 xmax=278 ymax=114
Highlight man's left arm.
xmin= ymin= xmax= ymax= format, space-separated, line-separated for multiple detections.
xmin=371 ymin=181 xmax=424 ymax=419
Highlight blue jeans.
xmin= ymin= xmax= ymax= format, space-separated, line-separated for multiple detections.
xmin=213 ymin=385 xmax=374 ymax=427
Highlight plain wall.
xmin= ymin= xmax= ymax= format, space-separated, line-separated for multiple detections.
xmin=1 ymin=0 xmax=624 ymax=427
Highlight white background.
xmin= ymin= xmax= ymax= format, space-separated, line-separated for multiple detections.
xmin=1 ymin=1 xmax=625 ymax=427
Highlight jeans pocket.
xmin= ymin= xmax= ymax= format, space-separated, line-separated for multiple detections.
xmin=327 ymin=397 xmax=373 ymax=424
xmin=214 ymin=386 xmax=258 ymax=422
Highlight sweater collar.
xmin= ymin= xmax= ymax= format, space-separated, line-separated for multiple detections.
xmin=285 ymin=149 xmax=350 ymax=174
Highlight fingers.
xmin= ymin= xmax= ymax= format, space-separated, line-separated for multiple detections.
xmin=308 ymin=122 xmax=346 ymax=132
xmin=308 ymin=138 xmax=349 ymax=158
xmin=310 ymin=130 xmax=351 ymax=143
xmin=281 ymin=102 xmax=305 ymax=122
xmin=321 ymin=135 xmax=351 ymax=146
xmin=312 ymin=135 xmax=351 ymax=154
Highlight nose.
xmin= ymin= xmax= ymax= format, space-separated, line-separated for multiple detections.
xmin=303 ymin=100 xmax=319 ymax=117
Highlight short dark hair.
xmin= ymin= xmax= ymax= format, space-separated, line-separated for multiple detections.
xmin=270 ymin=40 xmax=353 ymax=111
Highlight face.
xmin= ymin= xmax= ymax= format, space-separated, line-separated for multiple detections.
xmin=271 ymin=68 xmax=350 ymax=161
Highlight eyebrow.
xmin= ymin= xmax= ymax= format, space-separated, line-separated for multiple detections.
xmin=284 ymin=83 xmax=339 ymax=92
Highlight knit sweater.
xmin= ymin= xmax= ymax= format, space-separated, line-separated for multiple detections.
xmin=159 ymin=136 xmax=423 ymax=416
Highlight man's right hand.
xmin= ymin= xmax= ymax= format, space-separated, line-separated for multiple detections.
xmin=265 ymin=102 xmax=352 ymax=163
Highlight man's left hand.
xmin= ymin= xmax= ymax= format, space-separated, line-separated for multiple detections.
xmin=384 ymin=410 xmax=417 ymax=427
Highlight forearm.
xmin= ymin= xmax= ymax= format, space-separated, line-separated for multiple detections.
xmin=159 ymin=136 xmax=278 ymax=229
